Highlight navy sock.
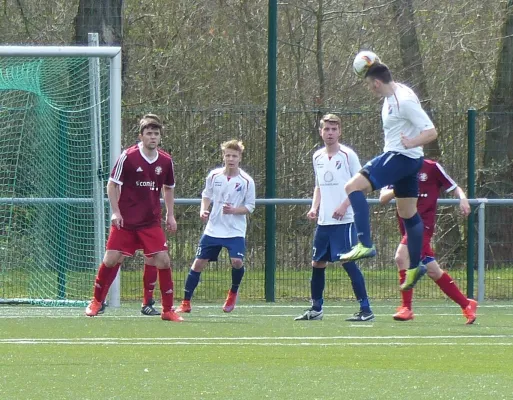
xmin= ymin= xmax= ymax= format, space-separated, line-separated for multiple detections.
xmin=231 ymin=266 xmax=245 ymax=293
xmin=311 ymin=267 xmax=325 ymax=311
xmin=184 ymin=270 xmax=201 ymax=301
xmin=348 ymin=191 xmax=373 ymax=247
xmin=343 ymin=261 xmax=371 ymax=313
xmin=403 ymin=213 xmax=424 ymax=269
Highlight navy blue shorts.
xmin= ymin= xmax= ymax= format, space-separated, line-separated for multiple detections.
xmin=312 ymin=223 xmax=356 ymax=263
xmin=361 ymin=152 xmax=423 ymax=198
xmin=196 ymin=234 xmax=245 ymax=261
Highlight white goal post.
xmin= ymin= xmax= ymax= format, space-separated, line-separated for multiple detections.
xmin=0 ymin=45 xmax=122 ymax=307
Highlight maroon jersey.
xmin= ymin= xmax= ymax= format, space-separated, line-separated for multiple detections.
xmin=398 ymin=159 xmax=457 ymax=235
xmin=110 ymin=143 xmax=175 ymax=230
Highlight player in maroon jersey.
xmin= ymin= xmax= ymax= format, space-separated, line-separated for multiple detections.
xmin=85 ymin=115 xmax=183 ymax=322
xmin=99 ymin=114 xmax=165 ymax=317
xmin=380 ymin=159 xmax=478 ymax=324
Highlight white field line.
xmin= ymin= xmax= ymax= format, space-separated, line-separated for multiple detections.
xmin=1 ymin=334 xmax=512 ymax=343
xmin=0 ymin=339 xmax=512 ymax=346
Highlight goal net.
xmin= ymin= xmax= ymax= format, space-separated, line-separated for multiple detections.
xmin=0 ymin=46 xmax=121 ymax=306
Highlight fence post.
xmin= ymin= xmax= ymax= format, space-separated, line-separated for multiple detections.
xmin=466 ymin=108 xmax=476 ymax=298
xmin=265 ymin=0 xmax=278 ymax=302
xmin=477 ymin=202 xmax=486 ymax=302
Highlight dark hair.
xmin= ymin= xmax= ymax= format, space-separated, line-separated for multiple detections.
xmin=365 ymin=63 xmax=393 ymax=83
xmin=139 ymin=114 xmax=163 ymax=134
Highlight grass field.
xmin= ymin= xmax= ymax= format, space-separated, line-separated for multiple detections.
xmin=1 ymin=301 xmax=512 ymax=400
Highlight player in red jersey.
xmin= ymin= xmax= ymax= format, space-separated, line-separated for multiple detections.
xmin=380 ymin=159 xmax=478 ymax=324
xmin=98 ymin=115 xmax=164 ymax=317
xmin=85 ymin=115 xmax=183 ymax=322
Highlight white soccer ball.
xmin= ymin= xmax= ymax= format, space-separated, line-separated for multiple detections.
xmin=353 ymin=51 xmax=382 ymax=78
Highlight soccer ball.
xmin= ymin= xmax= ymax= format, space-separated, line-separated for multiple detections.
xmin=353 ymin=51 xmax=381 ymax=78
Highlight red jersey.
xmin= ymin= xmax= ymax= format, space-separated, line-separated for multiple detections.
xmin=398 ymin=159 xmax=457 ymax=235
xmin=110 ymin=143 xmax=175 ymax=230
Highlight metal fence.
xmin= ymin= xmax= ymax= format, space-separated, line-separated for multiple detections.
xmin=115 ymin=107 xmax=512 ymax=302
xmin=1 ymin=107 xmax=511 ymax=303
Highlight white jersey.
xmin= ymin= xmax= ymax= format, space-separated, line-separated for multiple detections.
xmin=382 ymin=83 xmax=435 ymax=159
xmin=202 ymin=167 xmax=256 ymax=238
xmin=313 ymin=144 xmax=361 ymax=225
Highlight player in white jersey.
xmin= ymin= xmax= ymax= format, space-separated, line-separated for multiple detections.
xmin=295 ymin=114 xmax=374 ymax=322
xmin=340 ymin=62 xmax=438 ymax=291
xmin=176 ymin=140 xmax=256 ymax=314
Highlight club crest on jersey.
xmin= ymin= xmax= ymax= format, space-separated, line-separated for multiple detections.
xmin=234 ymin=183 xmax=242 ymax=192
xmin=419 ymin=172 xmax=428 ymax=181
xmin=155 ymin=166 xmax=162 ymax=175
xmin=323 ymin=171 xmax=334 ymax=182
xmin=335 ymin=161 xmax=341 ymax=170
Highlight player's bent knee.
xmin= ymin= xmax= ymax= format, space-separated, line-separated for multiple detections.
xmin=231 ymin=258 xmax=243 ymax=269
xmin=345 ymin=173 xmax=371 ymax=194
xmin=396 ymin=198 xmax=418 ymax=219
xmin=103 ymin=251 xmax=124 ymax=267
xmin=152 ymin=252 xmax=171 ymax=269
xmin=425 ymin=260 xmax=442 ymax=280
xmin=192 ymin=259 xmax=208 ymax=272
xmin=394 ymin=254 xmax=408 ymax=270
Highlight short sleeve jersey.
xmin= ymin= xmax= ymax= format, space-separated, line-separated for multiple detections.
xmin=202 ymin=167 xmax=256 ymax=238
xmin=396 ymin=159 xmax=457 ymax=236
xmin=312 ymin=144 xmax=362 ymax=225
xmin=416 ymin=159 xmax=457 ymax=229
xmin=382 ymin=83 xmax=435 ymax=159
xmin=109 ymin=142 xmax=175 ymax=230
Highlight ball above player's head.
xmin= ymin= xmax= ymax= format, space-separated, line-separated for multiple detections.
xmin=365 ymin=63 xmax=393 ymax=84
xmin=353 ymin=50 xmax=382 ymax=78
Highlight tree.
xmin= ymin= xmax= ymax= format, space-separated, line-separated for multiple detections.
xmin=391 ymin=0 xmax=440 ymax=158
xmin=479 ymin=0 xmax=513 ymax=266
xmin=74 ymin=0 xmax=123 ymax=46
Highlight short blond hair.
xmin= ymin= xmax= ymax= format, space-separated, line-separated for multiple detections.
xmin=221 ymin=139 xmax=245 ymax=153
xmin=320 ymin=113 xmax=341 ymax=129
xmin=139 ymin=113 xmax=163 ymax=134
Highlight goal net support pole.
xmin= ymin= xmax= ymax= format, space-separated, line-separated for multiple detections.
xmin=0 ymin=45 xmax=121 ymax=307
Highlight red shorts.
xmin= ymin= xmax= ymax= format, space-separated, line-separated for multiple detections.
xmin=106 ymin=225 xmax=168 ymax=257
xmin=400 ymin=232 xmax=435 ymax=258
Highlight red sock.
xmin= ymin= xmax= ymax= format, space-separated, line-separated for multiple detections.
xmin=143 ymin=264 xmax=158 ymax=305
xmin=94 ymin=263 xmax=120 ymax=302
xmin=435 ymin=272 xmax=469 ymax=309
xmin=399 ymin=270 xmax=413 ymax=310
xmin=158 ymin=268 xmax=174 ymax=312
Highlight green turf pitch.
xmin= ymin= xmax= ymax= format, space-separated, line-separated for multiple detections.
xmin=0 ymin=301 xmax=512 ymax=400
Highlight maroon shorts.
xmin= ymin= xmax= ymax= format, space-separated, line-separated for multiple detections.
xmin=400 ymin=232 xmax=435 ymax=258
xmin=106 ymin=225 xmax=168 ymax=256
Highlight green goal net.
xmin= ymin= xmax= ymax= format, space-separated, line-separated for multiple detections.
xmin=0 ymin=47 xmax=121 ymax=306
